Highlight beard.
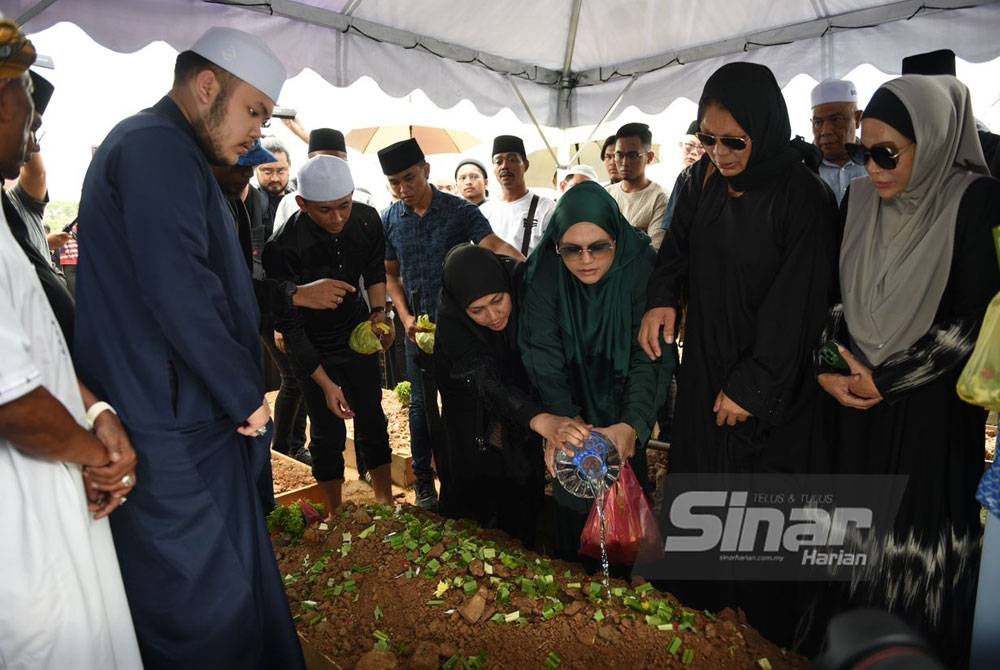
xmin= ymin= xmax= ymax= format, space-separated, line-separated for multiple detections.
xmin=192 ymin=84 xmax=234 ymax=166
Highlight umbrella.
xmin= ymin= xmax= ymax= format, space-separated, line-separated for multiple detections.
xmin=345 ymin=125 xmax=482 ymax=155
xmin=524 ymin=141 xmax=663 ymax=189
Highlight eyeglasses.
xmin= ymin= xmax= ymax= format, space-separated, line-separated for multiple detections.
xmin=614 ymin=150 xmax=646 ymax=162
xmin=680 ymin=141 xmax=704 ymax=153
xmin=810 ymin=114 xmax=850 ymax=130
xmin=845 ymin=142 xmax=914 ymax=170
xmin=555 ymin=240 xmax=616 ymax=260
xmin=695 ymin=132 xmax=749 ymax=151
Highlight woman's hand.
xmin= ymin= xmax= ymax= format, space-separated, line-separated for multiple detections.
xmin=817 ymin=345 xmax=882 ymax=410
xmin=817 ymin=373 xmax=881 ymax=410
xmin=713 ymin=391 xmax=751 ymax=427
xmin=839 ymin=345 xmax=883 ymax=404
xmin=595 ymin=422 xmax=637 ymax=462
xmin=529 ymin=413 xmax=591 ymax=450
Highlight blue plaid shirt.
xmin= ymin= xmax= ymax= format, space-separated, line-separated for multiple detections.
xmin=383 ymin=187 xmax=493 ymax=319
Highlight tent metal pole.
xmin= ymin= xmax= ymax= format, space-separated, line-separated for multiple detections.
xmin=15 ymin=0 xmax=61 ymax=27
xmin=507 ymin=75 xmax=560 ymax=168
xmin=565 ymin=75 xmax=639 ymax=166
xmin=560 ymin=0 xmax=584 ymax=79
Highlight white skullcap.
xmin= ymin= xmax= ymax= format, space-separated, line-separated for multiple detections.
xmin=811 ymin=79 xmax=858 ymax=107
xmin=562 ymin=164 xmax=599 ymax=182
xmin=191 ymin=27 xmax=286 ymax=103
xmin=297 ymin=155 xmax=355 ymax=202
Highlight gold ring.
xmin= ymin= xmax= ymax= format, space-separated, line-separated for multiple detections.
xmin=121 ymin=473 xmax=135 ymax=487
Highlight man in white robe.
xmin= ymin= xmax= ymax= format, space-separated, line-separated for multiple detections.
xmin=0 ymin=20 xmax=141 ymax=669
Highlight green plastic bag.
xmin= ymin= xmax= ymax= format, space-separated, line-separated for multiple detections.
xmin=415 ymin=314 xmax=436 ymax=354
xmin=957 ymin=290 xmax=1000 ymax=411
xmin=349 ymin=320 xmax=391 ymax=355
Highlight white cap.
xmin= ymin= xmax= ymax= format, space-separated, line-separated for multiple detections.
xmin=297 ymin=155 xmax=354 ymax=202
xmin=560 ymin=164 xmax=599 ymax=182
xmin=191 ymin=27 xmax=286 ymax=103
xmin=811 ymin=79 xmax=858 ymax=107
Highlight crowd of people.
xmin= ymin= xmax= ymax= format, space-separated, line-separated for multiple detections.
xmin=2 ymin=14 xmax=998 ymax=669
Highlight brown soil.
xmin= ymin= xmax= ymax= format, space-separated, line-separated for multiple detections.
xmin=272 ymin=453 xmax=317 ymax=495
xmin=275 ymin=503 xmax=806 ymax=670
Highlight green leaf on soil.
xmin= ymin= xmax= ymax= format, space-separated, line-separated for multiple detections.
xmin=426 ymin=599 xmax=445 ymax=606
xmin=342 ymin=532 xmax=352 ymax=544
xmin=681 ymin=648 xmax=695 ymax=665
xmin=634 ymin=582 xmax=654 ymax=595
xmin=435 ymin=580 xmax=450 ymax=597
xmin=489 ymin=613 xmax=506 ymax=623
xmin=374 ymin=605 xmax=383 ymax=621
xmin=483 ymin=563 xmax=493 ymax=575
xmin=545 ymin=651 xmax=562 ymax=668
xmin=668 ymin=636 xmax=683 ymax=656
xmin=657 ymin=623 xmax=674 ymax=631
xmin=504 ymin=611 xmax=520 ymax=623
xmin=372 ymin=630 xmax=390 ymax=642
xmin=757 ymin=659 xmax=773 ymax=670
xmin=565 ymin=582 xmax=582 ymax=590
xmin=463 ymin=580 xmax=479 ymax=595
xmin=593 ymin=609 xmax=605 ymax=622
xmin=301 ymin=600 xmax=318 ymax=611
xmin=358 ymin=524 xmax=376 ymax=539
xmin=702 ymin=609 xmax=717 ymax=621
xmin=466 ymin=654 xmax=487 ymax=668
xmin=483 ymin=547 xmax=496 ymax=559
xmin=588 ymin=582 xmax=603 ymax=599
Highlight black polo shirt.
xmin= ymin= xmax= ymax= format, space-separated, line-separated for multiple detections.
xmin=262 ymin=201 xmax=386 ymax=374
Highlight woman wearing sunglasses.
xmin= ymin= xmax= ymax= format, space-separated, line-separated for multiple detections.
xmin=638 ymin=62 xmax=838 ymax=649
xmin=433 ymin=244 xmax=591 ymax=547
xmin=818 ymin=75 xmax=1000 ymax=666
xmin=518 ymin=181 xmax=675 ymax=563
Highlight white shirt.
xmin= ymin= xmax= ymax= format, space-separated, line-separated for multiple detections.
xmin=818 ymin=158 xmax=868 ymax=204
xmin=479 ymin=190 xmax=556 ymax=255
xmin=0 ymin=210 xmax=141 ymax=669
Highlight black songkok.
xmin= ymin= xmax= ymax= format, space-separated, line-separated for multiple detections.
xmin=377 ymin=138 xmax=425 ymax=175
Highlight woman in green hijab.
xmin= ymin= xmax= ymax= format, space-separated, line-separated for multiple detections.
xmin=519 ymin=180 xmax=675 ymax=562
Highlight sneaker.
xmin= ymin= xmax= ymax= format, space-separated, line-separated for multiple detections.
xmin=414 ymin=478 xmax=438 ymax=511
xmin=358 ymin=470 xmax=373 ymax=487
xmin=292 ymin=447 xmax=313 ymax=466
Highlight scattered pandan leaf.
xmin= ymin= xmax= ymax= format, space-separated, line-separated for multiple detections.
xmin=588 ymin=582 xmax=603 ymax=599
xmin=593 ymin=609 xmax=605 ymax=622
xmin=463 ymin=580 xmax=479 ymax=595
xmin=703 ymin=609 xmax=718 ymax=621
xmin=681 ymin=648 xmax=695 ymax=665
xmin=634 ymin=582 xmax=654 ymax=595
xmin=504 ymin=611 xmax=520 ymax=623
xmin=358 ymin=524 xmax=376 ymax=539
xmin=565 ymin=582 xmax=582 ymax=590
xmin=668 ymin=636 xmax=683 ymax=656
xmin=374 ymin=605 xmax=383 ymax=621
xmin=758 ymin=659 xmax=773 ymax=670
xmin=426 ymin=599 xmax=445 ymax=606
xmin=372 ymin=630 xmax=390 ymax=651
xmin=545 ymin=651 xmax=562 ymax=668
xmin=301 ymin=600 xmax=318 ymax=611
xmin=489 ymin=612 xmax=506 ymax=623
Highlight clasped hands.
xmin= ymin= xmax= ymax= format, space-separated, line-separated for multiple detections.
xmin=818 ymin=344 xmax=883 ymax=410
xmin=83 ymin=410 xmax=138 ymax=519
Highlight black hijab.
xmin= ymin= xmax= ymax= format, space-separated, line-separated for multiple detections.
xmin=698 ymin=62 xmax=819 ymax=191
xmin=437 ymin=244 xmax=520 ymax=367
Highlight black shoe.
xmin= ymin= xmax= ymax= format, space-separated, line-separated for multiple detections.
xmin=292 ymin=448 xmax=312 ymax=466
xmin=414 ymin=478 xmax=438 ymax=511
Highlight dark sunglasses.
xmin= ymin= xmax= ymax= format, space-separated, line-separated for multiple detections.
xmin=555 ymin=240 xmax=616 ymax=259
xmin=695 ymin=132 xmax=749 ymax=151
xmin=845 ymin=142 xmax=914 ymax=170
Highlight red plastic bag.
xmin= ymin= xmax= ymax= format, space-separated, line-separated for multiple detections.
xmin=580 ymin=462 xmax=663 ymax=566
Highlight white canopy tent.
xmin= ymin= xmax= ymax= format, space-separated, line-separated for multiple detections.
xmin=8 ymin=0 xmax=1000 ymax=131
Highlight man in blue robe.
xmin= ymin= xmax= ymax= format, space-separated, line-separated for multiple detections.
xmin=73 ymin=27 xmax=304 ymax=669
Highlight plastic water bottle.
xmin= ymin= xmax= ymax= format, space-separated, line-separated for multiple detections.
xmin=553 ymin=430 xmax=621 ymax=498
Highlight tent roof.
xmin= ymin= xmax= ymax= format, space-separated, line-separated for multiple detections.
xmin=11 ymin=0 xmax=1000 ymax=127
